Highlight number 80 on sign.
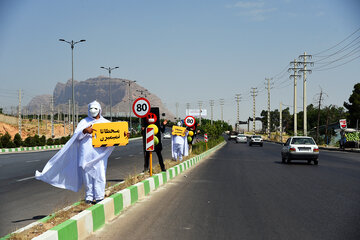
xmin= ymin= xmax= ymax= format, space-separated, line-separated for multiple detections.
xmin=184 ymin=115 xmax=196 ymax=127
xmin=132 ymin=98 xmax=151 ymax=118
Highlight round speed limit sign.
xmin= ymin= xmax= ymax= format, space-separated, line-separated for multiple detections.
xmin=184 ymin=116 xmax=196 ymax=127
xmin=132 ymin=98 xmax=151 ymax=118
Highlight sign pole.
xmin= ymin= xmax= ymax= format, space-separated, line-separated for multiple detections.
xmin=149 ymin=152 xmax=153 ymax=176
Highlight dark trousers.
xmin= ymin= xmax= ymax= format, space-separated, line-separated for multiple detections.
xmin=144 ymin=149 xmax=166 ymax=171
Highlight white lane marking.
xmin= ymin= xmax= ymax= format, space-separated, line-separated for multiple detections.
xmin=115 ymin=157 xmax=121 ymax=159
xmin=17 ymin=176 xmax=36 ymax=182
xmin=26 ymin=160 xmax=41 ymax=163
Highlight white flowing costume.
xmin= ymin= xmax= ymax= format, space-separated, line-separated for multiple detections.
xmin=171 ymin=133 xmax=189 ymax=161
xmin=35 ymin=101 xmax=114 ymax=201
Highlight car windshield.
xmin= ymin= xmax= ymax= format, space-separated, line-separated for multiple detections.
xmin=253 ymin=135 xmax=261 ymax=138
xmin=237 ymin=134 xmax=245 ymax=137
xmin=291 ymin=138 xmax=315 ymax=145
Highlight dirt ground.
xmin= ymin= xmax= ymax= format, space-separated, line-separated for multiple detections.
xmin=0 ymin=118 xmax=71 ymax=140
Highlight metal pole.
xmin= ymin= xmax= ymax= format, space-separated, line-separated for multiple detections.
xmin=71 ymin=42 xmax=75 ymax=134
xmin=18 ymin=89 xmax=21 ymax=136
xmin=51 ymin=95 xmax=54 ymax=137
xmin=294 ymin=59 xmax=297 ymax=136
xmin=280 ymin=102 xmax=283 ymax=143
xmin=303 ymin=54 xmax=307 ymax=136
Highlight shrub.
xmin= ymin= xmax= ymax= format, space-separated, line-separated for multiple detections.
xmin=47 ymin=138 xmax=54 ymax=145
xmin=1 ymin=132 xmax=12 ymax=148
xmin=13 ymin=133 xmax=22 ymax=147
xmin=39 ymin=135 xmax=46 ymax=146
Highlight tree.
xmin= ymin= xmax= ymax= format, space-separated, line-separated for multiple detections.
xmin=13 ymin=133 xmax=22 ymax=147
xmin=344 ymin=83 xmax=360 ymax=127
xmin=1 ymin=132 xmax=13 ymax=148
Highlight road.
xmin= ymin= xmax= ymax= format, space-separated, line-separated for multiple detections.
xmin=88 ymin=140 xmax=360 ymax=240
xmin=0 ymin=138 xmax=172 ymax=237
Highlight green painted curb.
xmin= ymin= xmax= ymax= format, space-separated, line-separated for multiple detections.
xmin=142 ymin=180 xmax=150 ymax=196
xmin=88 ymin=204 xmax=105 ymax=231
xmin=128 ymin=185 xmax=138 ymax=204
xmin=51 ymin=219 xmax=78 ymax=240
xmin=110 ymin=193 xmax=123 ymax=215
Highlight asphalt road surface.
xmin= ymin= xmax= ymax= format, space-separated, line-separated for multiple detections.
xmin=88 ymin=140 xmax=360 ymax=240
xmin=0 ymin=138 xmax=172 ymax=237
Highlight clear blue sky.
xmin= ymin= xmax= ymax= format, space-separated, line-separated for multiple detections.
xmin=0 ymin=0 xmax=359 ymax=128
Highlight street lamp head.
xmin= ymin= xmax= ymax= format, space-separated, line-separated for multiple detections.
xmin=100 ymin=66 xmax=106 ymax=69
xmin=114 ymin=67 xmax=119 ymax=69
xmin=59 ymin=39 xmax=65 ymax=42
xmin=80 ymin=39 xmax=86 ymax=42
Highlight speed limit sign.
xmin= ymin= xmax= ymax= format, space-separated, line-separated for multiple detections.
xmin=184 ymin=116 xmax=196 ymax=127
xmin=132 ymin=98 xmax=151 ymax=118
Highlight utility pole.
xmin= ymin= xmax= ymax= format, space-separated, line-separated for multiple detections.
xmin=186 ymin=103 xmax=190 ymax=115
xmin=289 ymin=59 xmax=301 ymax=136
xmin=251 ymin=88 xmax=258 ymax=134
xmin=298 ymin=52 xmax=313 ymax=136
xmin=235 ymin=94 xmax=241 ymax=131
xmin=220 ymin=99 xmax=225 ymax=126
xmin=280 ymin=102 xmax=283 ymax=143
xmin=57 ymin=106 xmax=60 ymax=122
xmin=40 ymin=103 xmax=43 ymax=135
xmin=38 ymin=110 xmax=40 ymax=136
xmin=51 ymin=96 xmax=54 ymax=138
xmin=176 ymin=102 xmax=179 ymax=120
xmin=316 ymin=89 xmax=323 ymax=142
xmin=265 ymin=78 xmax=273 ymax=139
xmin=100 ymin=66 xmax=119 ymax=121
xmin=198 ymin=101 xmax=203 ymax=125
xmin=209 ymin=100 xmax=214 ymax=125
xmin=18 ymin=89 xmax=22 ymax=136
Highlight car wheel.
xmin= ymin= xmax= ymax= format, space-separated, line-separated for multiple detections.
xmin=307 ymin=160 xmax=311 ymax=164
xmin=314 ymin=160 xmax=319 ymax=165
xmin=286 ymin=156 xmax=291 ymax=164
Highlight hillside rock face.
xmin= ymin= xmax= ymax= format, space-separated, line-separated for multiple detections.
xmin=27 ymin=76 xmax=174 ymax=120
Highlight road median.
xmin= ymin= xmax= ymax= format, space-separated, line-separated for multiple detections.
xmin=2 ymin=141 xmax=226 ymax=240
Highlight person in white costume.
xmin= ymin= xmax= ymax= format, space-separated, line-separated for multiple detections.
xmin=171 ymin=122 xmax=189 ymax=161
xmin=35 ymin=100 xmax=115 ymax=204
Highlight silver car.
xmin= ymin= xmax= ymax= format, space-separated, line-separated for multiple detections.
xmin=249 ymin=135 xmax=263 ymax=147
xmin=236 ymin=134 xmax=247 ymax=143
xmin=281 ymin=136 xmax=319 ymax=165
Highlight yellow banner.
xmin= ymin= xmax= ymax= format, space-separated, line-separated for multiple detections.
xmin=172 ymin=126 xmax=186 ymax=137
xmin=92 ymin=122 xmax=129 ymax=147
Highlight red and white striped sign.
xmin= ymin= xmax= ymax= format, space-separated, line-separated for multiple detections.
xmin=204 ymin=133 xmax=208 ymax=142
xmin=146 ymin=127 xmax=154 ymax=151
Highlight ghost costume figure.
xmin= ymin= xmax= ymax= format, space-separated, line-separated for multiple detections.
xmin=171 ymin=122 xmax=189 ymax=161
xmin=35 ymin=101 xmax=114 ymax=203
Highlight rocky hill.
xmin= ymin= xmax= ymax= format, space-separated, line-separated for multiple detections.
xmin=27 ymin=76 xmax=174 ymax=120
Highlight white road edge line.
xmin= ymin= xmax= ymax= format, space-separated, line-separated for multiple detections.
xmin=17 ymin=176 xmax=36 ymax=182
xmin=26 ymin=160 xmax=41 ymax=163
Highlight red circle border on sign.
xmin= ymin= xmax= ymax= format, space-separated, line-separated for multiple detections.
xmin=132 ymin=97 xmax=151 ymax=118
xmin=184 ymin=115 xmax=196 ymax=127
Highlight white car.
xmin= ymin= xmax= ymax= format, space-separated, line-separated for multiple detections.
xmin=163 ymin=132 xmax=171 ymax=139
xmin=236 ymin=134 xmax=247 ymax=143
xmin=249 ymin=135 xmax=263 ymax=147
xmin=281 ymin=136 xmax=319 ymax=165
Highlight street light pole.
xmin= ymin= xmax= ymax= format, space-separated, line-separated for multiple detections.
xmin=101 ymin=66 xmax=119 ymax=121
xmin=59 ymin=39 xmax=86 ymax=134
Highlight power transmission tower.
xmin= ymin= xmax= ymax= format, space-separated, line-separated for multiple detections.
xmin=235 ymin=94 xmax=241 ymax=131
xmin=209 ymin=100 xmax=214 ymax=125
xmin=265 ymin=78 xmax=273 ymax=139
xmin=298 ymin=52 xmax=314 ymax=136
xmin=251 ymin=88 xmax=258 ymax=133
xmin=289 ymin=59 xmax=302 ymax=136
xmin=18 ymin=89 xmax=22 ymax=136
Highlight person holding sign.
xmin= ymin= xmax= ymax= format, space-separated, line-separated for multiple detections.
xmin=36 ymin=101 xmax=121 ymax=204
xmin=171 ymin=122 xmax=189 ymax=161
